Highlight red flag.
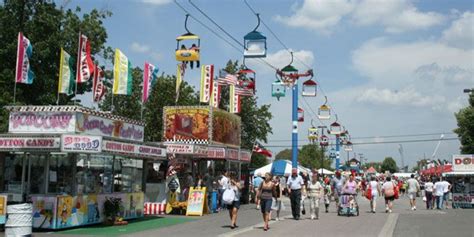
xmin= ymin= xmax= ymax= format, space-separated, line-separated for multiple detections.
xmin=76 ymin=34 xmax=94 ymax=83
xmin=92 ymin=65 xmax=106 ymax=102
xmin=253 ymin=143 xmax=272 ymax=157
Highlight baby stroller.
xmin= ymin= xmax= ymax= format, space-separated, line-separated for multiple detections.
xmin=337 ymin=193 xmax=359 ymax=217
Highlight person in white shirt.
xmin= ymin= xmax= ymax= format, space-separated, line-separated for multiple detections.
xmin=406 ymin=174 xmax=420 ymax=210
xmin=382 ymin=176 xmax=396 ymax=213
xmin=287 ymin=168 xmax=304 ymax=220
xmin=441 ymin=179 xmax=451 ymax=209
xmin=433 ymin=177 xmax=445 ymax=209
xmin=424 ymin=178 xmax=434 ymax=209
xmin=218 ymin=171 xmax=229 ymax=210
xmin=368 ymin=176 xmax=381 ymax=213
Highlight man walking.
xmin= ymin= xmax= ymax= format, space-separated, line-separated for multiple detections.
xmin=434 ymin=177 xmax=444 ymax=209
xmin=252 ymin=173 xmax=263 ymax=209
xmin=331 ymin=171 xmax=345 ymax=207
xmin=407 ymin=174 xmax=420 ymax=210
xmin=287 ymin=168 xmax=304 ymax=220
xmin=441 ymin=178 xmax=451 ymax=209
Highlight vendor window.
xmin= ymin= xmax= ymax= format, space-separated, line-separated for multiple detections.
xmin=76 ymin=154 xmax=113 ymax=194
xmin=114 ymin=156 xmax=143 ymax=193
xmin=0 ymin=153 xmax=24 ymax=194
xmin=48 ymin=154 xmax=75 ymax=194
xmin=27 ymin=154 xmax=47 ymax=194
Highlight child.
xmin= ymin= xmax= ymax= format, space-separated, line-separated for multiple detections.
xmin=323 ymin=184 xmax=331 ymax=213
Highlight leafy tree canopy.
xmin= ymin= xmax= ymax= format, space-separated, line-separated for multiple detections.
xmin=454 ymin=93 xmax=474 ymax=154
xmin=381 ymin=157 xmax=398 ymax=174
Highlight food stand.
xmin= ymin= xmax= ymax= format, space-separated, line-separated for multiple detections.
xmin=162 ymin=106 xmax=251 ymax=212
xmin=0 ymin=106 xmax=167 ymax=229
xmin=443 ymin=155 xmax=473 ymax=209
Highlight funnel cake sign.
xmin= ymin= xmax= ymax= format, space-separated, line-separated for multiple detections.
xmin=76 ymin=114 xmax=144 ymax=142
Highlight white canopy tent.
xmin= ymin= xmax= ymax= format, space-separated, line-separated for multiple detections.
xmin=317 ymin=168 xmax=334 ymax=175
xmin=252 ymin=160 xmax=312 ymax=177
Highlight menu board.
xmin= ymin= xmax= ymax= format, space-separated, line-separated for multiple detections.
xmin=186 ymin=187 xmax=207 ymax=216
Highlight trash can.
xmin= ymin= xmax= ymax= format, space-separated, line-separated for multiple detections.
xmin=5 ymin=203 xmax=33 ymax=237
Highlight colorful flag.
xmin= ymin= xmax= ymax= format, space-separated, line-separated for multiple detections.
xmin=210 ymin=80 xmax=221 ymax=108
xmin=175 ymin=63 xmax=186 ymax=103
xmin=217 ymin=69 xmax=238 ymax=85
xmin=235 ymin=86 xmax=254 ymax=97
xmin=58 ymin=48 xmax=75 ymax=95
xmin=229 ymin=85 xmax=241 ymax=113
xmin=76 ymin=34 xmax=95 ymax=83
xmin=92 ymin=65 xmax=106 ymax=102
xmin=15 ymin=32 xmax=34 ymax=84
xmin=142 ymin=62 xmax=159 ymax=103
xmin=113 ymin=49 xmax=132 ymax=95
xmin=253 ymin=142 xmax=272 ymax=157
xmin=200 ymin=65 xmax=214 ymax=103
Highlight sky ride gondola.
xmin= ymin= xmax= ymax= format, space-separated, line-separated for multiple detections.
xmin=308 ymin=120 xmax=318 ymax=143
xmin=302 ymin=78 xmax=317 ymax=97
xmin=271 ymin=80 xmax=286 ymax=100
xmin=329 ymin=115 xmax=343 ymax=135
xmin=319 ymin=128 xmax=329 ymax=147
xmin=298 ymin=107 xmax=304 ymax=122
xmin=344 ymin=141 xmax=353 ymax=152
xmin=318 ymin=96 xmax=331 ymax=120
xmin=244 ymin=13 xmax=267 ymax=58
xmin=176 ymin=14 xmax=200 ymax=66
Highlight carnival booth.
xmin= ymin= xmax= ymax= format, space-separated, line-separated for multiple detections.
xmin=0 ymin=106 xmax=167 ymax=229
xmin=443 ymin=155 xmax=473 ymax=209
xmin=162 ymin=106 xmax=251 ymax=214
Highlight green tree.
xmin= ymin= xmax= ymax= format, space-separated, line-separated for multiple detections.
xmin=299 ymin=144 xmax=332 ymax=170
xmin=250 ymin=154 xmax=267 ymax=169
xmin=454 ymin=93 xmax=474 ymax=154
xmin=275 ymin=149 xmax=291 ymax=160
xmin=381 ymin=157 xmax=398 ymax=174
xmin=0 ymin=1 xmax=111 ymax=132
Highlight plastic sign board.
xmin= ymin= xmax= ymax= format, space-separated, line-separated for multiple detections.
xmin=102 ymin=140 xmax=166 ymax=159
xmin=61 ymin=134 xmax=102 ymax=153
xmin=452 ymin=155 xmax=474 ymax=172
xmin=9 ymin=112 xmax=76 ymax=133
xmin=186 ymin=187 xmax=207 ymax=216
xmin=0 ymin=195 xmax=7 ymax=224
xmin=0 ymin=136 xmax=60 ymax=151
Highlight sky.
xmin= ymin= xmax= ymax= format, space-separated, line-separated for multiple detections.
xmin=69 ymin=0 xmax=474 ymax=169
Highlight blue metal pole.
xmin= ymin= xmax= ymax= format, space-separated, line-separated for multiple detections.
xmin=335 ymin=136 xmax=340 ymax=170
xmin=292 ymin=81 xmax=298 ymax=168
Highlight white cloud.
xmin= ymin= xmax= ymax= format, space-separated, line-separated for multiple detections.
xmin=247 ymin=49 xmax=315 ymax=74
xmin=276 ymin=0 xmax=445 ymax=34
xmin=442 ymin=11 xmax=474 ymax=49
xmin=140 ymin=0 xmax=172 ymax=5
xmin=275 ymin=0 xmax=355 ymax=35
xmin=415 ymin=63 xmax=474 ymax=84
xmin=357 ymin=87 xmax=445 ymax=107
xmin=130 ymin=42 xmax=150 ymax=53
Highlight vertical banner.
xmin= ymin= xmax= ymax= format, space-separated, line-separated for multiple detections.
xmin=210 ymin=81 xmax=221 ymax=108
xmin=92 ymin=65 xmax=106 ymax=102
xmin=113 ymin=49 xmax=132 ymax=95
xmin=58 ymin=48 xmax=75 ymax=95
xmin=175 ymin=63 xmax=185 ymax=103
xmin=15 ymin=32 xmax=34 ymax=84
xmin=229 ymin=85 xmax=241 ymax=113
xmin=199 ymin=65 xmax=214 ymax=103
xmin=142 ymin=62 xmax=159 ymax=103
xmin=76 ymin=34 xmax=94 ymax=83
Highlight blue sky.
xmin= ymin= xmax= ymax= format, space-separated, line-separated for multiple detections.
xmin=71 ymin=0 xmax=474 ymax=168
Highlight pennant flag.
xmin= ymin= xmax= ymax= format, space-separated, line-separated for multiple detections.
xmin=229 ymin=85 xmax=241 ymax=113
xmin=76 ymin=34 xmax=95 ymax=83
xmin=217 ymin=69 xmax=238 ymax=86
xmin=253 ymin=142 xmax=272 ymax=157
xmin=200 ymin=65 xmax=214 ymax=103
xmin=175 ymin=63 xmax=186 ymax=103
xmin=92 ymin=65 xmax=106 ymax=102
xmin=58 ymin=48 xmax=75 ymax=95
xmin=142 ymin=62 xmax=159 ymax=103
xmin=15 ymin=32 xmax=34 ymax=84
xmin=210 ymin=80 xmax=221 ymax=108
xmin=113 ymin=49 xmax=132 ymax=95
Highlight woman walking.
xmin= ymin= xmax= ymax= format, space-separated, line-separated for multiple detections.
xmin=258 ymin=172 xmax=275 ymax=231
xmin=227 ymin=174 xmax=241 ymax=229
xmin=271 ymin=176 xmax=283 ymax=221
xmin=368 ymin=176 xmax=381 ymax=213
xmin=382 ymin=176 xmax=396 ymax=213
xmin=307 ymin=173 xmax=323 ymax=219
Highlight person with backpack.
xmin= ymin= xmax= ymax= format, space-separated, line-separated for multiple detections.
xmin=259 ymin=172 xmax=276 ymax=231
xmin=223 ymin=174 xmax=241 ymax=229
xmin=382 ymin=176 xmax=396 ymax=213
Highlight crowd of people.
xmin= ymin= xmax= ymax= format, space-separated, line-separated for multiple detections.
xmin=214 ymin=169 xmax=452 ymax=232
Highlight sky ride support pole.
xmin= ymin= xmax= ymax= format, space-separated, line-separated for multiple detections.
xmin=291 ymin=81 xmax=298 ymax=169
xmin=335 ymin=135 xmax=340 ymax=171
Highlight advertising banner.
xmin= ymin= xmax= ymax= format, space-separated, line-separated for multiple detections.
xmin=227 ymin=148 xmax=239 ymax=160
xmin=61 ymin=134 xmax=102 ymax=153
xmin=186 ymin=187 xmax=207 ymax=216
xmin=240 ymin=150 xmax=251 ymax=162
xmin=76 ymin=113 xmax=144 ymax=142
xmin=452 ymin=193 xmax=474 ymax=208
xmin=0 ymin=195 xmax=7 ymax=224
xmin=452 ymin=155 xmax=474 ymax=172
xmin=102 ymin=140 xmax=165 ymax=159
xmin=9 ymin=112 xmax=75 ymax=133
xmin=163 ymin=107 xmax=210 ymax=142
xmin=0 ymin=136 xmax=60 ymax=151
xmin=206 ymin=147 xmax=226 ymax=159
xmin=212 ymin=109 xmax=241 ymax=147
xmin=166 ymin=144 xmax=194 ymax=154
